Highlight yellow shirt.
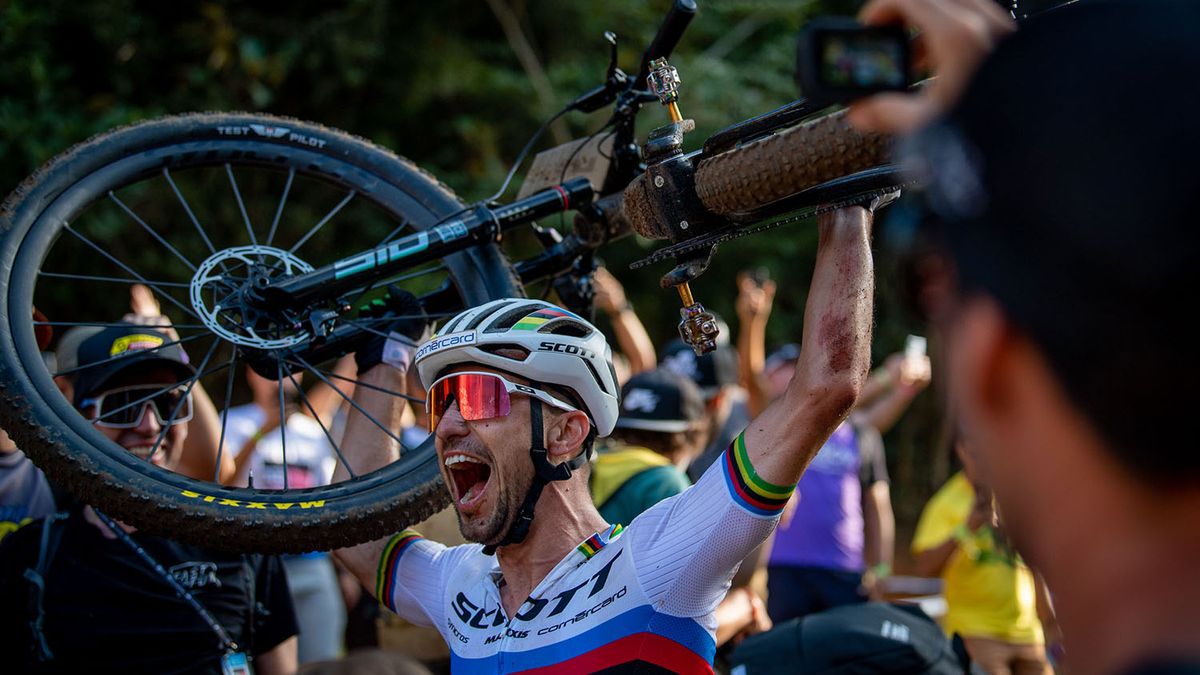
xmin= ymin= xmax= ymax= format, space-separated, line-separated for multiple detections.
xmin=912 ymin=472 xmax=1044 ymax=645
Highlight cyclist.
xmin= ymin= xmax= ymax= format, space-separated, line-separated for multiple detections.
xmin=850 ymin=0 xmax=1200 ymax=671
xmin=333 ymin=204 xmax=876 ymax=672
xmin=0 ymin=324 xmax=299 ymax=674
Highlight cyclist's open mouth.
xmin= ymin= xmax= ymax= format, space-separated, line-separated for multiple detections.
xmin=445 ymin=453 xmax=492 ymax=511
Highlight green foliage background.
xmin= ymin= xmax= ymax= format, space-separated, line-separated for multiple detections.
xmin=0 ymin=0 xmax=951 ymax=560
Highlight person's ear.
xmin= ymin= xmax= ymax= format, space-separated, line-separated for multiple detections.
xmin=545 ymin=409 xmax=591 ymax=461
xmin=948 ymin=296 xmax=1024 ymax=434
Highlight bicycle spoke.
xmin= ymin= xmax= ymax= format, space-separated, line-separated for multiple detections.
xmin=64 ymin=224 xmax=202 ymax=322
xmin=52 ymin=330 xmax=209 ymax=379
xmin=146 ymin=337 xmax=223 ymax=466
xmin=226 ymin=163 xmax=259 ymax=248
xmin=284 ymin=369 xmax=359 ymax=480
xmin=38 ymin=271 xmax=192 ymax=288
xmin=343 ymin=318 xmax=425 ymax=343
xmin=108 ymin=191 xmax=198 ymax=273
xmin=213 ymin=347 xmax=240 ymax=483
xmin=266 ymin=167 xmax=295 ymax=248
xmin=288 ymin=190 xmax=356 ymax=254
xmin=290 ymin=354 xmax=407 ymax=448
xmin=378 ymin=219 xmax=414 ymax=246
xmin=274 ymin=357 xmax=290 ymax=490
xmin=299 ymin=363 xmax=424 ymax=405
xmin=163 ymin=167 xmax=218 ymax=257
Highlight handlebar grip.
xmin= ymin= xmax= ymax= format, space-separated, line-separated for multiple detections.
xmin=636 ymin=0 xmax=698 ymax=86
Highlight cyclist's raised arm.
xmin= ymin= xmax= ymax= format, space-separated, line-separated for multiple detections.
xmin=739 ymin=205 xmax=875 ymax=486
xmin=330 ymin=364 xmax=406 ymax=592
xmin=624 ymin=205 xmax=875 ymax=619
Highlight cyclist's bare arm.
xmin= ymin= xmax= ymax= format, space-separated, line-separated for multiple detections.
xmin=739 ymin=206 xmax=874 ymax=486
xmin=331 ymin=364 xmax=408 ymax=592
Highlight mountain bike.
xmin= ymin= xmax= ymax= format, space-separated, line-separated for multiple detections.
xmin=0 ymin=0 xmax=902 ymax=552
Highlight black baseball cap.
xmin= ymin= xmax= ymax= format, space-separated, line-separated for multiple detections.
xmin=900 ymin=0 xmax=1200 ymax=481
xmin=71 ymin=324 xmax=195 ymax=406
xmin=764 ymin=343 xmax=801 ymax=375
xmin=659 ymin=339 xmax=738 ymax=399
xmin=615 ymin=368 xmax=705 ymax=433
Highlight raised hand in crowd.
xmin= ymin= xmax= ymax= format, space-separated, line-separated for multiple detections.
xmin=735 ymin=271 xmax=777 ymax=418
xmin=592 ymin=265 xmax=656 ymax=377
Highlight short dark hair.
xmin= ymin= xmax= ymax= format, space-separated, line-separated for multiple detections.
xmin=913 ymin=0 xmax=1199 ymax=483
xmin=610 ymin=426 xmax=705 ymax=458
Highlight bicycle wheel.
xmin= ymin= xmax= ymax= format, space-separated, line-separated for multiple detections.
xmin=694 ymin=108 xmax=892 ymax=217
xmin=0 ymin=112 xmax=522 ymax=553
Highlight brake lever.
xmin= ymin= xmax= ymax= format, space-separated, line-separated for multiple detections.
xmin=569 ymin=31 xmax=629 ymax=113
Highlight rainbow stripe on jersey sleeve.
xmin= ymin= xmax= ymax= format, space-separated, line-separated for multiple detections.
xmin=721 ymin=433 xmax=795 ymax=517
xmin=376 ymin=529 xmax=423 ymax=611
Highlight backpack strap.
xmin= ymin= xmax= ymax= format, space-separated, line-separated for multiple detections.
xmin=23 ymin=512 xmax=69 ymax=663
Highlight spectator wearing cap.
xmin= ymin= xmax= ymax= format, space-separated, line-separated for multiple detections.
xmin=51 ymin=285 xmax=236 ymax=484
xmin=589 ymin=368 xmax=708 ymax=527
xmin=0 ymin=324 xmax=299 ymax=673
xmin=659 ymin=333 xmax=752 ymax=483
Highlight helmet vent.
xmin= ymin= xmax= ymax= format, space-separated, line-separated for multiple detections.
xmin=542 ymin=321 xmax=591 ymax=338
xmin=479 ymin=344 xmax=531 ymax=361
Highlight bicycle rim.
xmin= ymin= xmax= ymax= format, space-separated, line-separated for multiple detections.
xmin=0 ymin=112 xmax=521 ymax=553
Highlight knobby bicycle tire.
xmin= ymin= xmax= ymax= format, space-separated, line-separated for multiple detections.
xmin=694 ymin=108 xmax=890 ymax=216
xmin=0 ymin=112 xmax=522 ymax=553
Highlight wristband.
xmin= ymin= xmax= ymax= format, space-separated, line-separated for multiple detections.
xmin=869 ymin=562 xmax=892 ymax=579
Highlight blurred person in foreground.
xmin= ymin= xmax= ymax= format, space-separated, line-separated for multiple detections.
xmin=0 ymin=324 xmax=297 ymax=673
xmin=850 ymin=0 xmax=1200 ymax=671
xmin=914 ymin=431 xmax=1058 ymax=674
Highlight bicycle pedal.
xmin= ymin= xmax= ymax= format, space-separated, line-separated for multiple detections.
xmin=678 ymin=304 xmax=719 ymax=355
xmin=675 ymin=283 xmax=719 ymax=355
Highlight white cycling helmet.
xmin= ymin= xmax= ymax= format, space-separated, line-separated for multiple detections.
xmin=415 ymin=298 xmax=620 ymax=436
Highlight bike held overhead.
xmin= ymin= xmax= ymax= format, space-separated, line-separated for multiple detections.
xmin=0 ymin=0 xmax=900 ymax=552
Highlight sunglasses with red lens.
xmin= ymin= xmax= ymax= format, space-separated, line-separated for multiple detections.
xmin=425 ymin=371 xmax=578 ymax=432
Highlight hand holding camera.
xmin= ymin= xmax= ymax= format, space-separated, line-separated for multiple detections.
xmin=842 ymin=0 xmax=1016 ymax=134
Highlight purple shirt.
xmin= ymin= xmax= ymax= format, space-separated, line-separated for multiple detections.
xmin=768 ymin=422 xmax=885 ymax=572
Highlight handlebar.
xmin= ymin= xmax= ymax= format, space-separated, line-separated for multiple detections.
xmin=635 ymin=0 xmax=698 ymax=88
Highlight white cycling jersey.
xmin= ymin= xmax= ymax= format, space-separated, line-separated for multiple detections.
xmin=375 ymin=434 xmax=793 ymax=673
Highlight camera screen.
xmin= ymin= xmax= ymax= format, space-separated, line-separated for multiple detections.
xmin=819 ymin=33 xmax=906 ymax=89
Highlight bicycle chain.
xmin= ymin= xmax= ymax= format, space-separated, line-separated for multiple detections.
xmin=628 ymin=187 xmax=901 ymax=270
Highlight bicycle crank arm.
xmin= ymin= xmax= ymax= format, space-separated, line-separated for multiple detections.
xmin=254 ymin=177 xmax=595 ymax=312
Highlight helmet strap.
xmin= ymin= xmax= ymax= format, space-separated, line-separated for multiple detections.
xmin=482 ymin=400 xmax=589 ymax=555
